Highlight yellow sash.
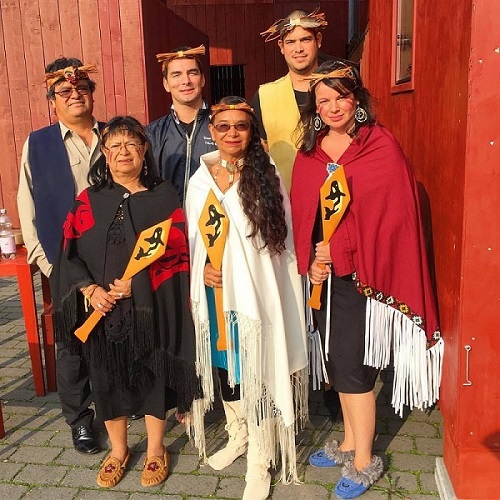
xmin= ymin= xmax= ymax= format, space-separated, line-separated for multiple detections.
xmin=259 ymin=74 xmax=300 ymax=191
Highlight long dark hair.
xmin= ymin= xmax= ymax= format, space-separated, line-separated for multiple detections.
xmin=298 ymin=60 xmax=375 ymax=153
xmin=89 ymin=116 xmax=162 ymax=190
xmin=211 ymin=96 xmax=287 ymax=254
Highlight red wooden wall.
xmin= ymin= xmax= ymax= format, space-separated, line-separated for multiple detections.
xmin=364 ymin=0 xmax=500 ymax=497
xmin=0 ymin=0 xmax=207 ymax=226
xmin=444 ymin=1 xmax=500 ymax=496
xmin=0 ymin=0 xmax=147 ymax=226
xmin=166 ymin=0 xmax=349 ymax=101
xmin=0 ymin=0 xmax=349 ymax=227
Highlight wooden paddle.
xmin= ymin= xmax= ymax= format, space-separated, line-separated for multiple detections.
xmin=74 ymin=218 xmax=172 ymax=342
xmin=308 ymin=163 xmax=351 ymax=310
xmin=198 ymin=189 xmax=230 ymax=350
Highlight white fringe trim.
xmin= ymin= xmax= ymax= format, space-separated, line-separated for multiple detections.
xmin=185 ymin=398 xmax=210 ymax=462
xmin=191 ymin=300 xmax=215 ymax=404
xmin=186 ymin=300 xmax=214 ymax=462
xmin=224 ymin=311 xmax=239 ymax=388
xmin=305 ymin=276 xmax=329 ymax=389
xmin=246 ymin=411 xmax=304 ymax=485
xmin=277 ymin=420 xmax=302 ymax=484
xmin=292 ymin=366 xmax=309 ymax=433
xmin=325 ymin=272 xmax=332 ymax=360
xmin=308 ymin=328 xmax=329 ymax=389
xmin=364 ymin=297 xmax=444 ymax=417
xmin=187 ymin=304 xmax=308 ymax=482
xmin=238 ymin=311 xmax=307 ymax=483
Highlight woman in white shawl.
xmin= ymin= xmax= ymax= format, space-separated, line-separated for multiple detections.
xmin=185 ymin=96 xmax=308 ymax=500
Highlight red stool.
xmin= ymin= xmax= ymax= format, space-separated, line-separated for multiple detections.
xmin=0 ymin=248 xmax=46 ymax=396
xmin=0 ymin=249 xmax=57 ymax=396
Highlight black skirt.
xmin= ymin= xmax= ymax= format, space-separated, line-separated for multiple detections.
xmin=88 ymin=205 xmax=177 ymax=421
xmin=313 ymin=274 xmax=379 ymax=394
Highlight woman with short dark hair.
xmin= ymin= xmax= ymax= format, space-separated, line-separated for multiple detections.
xmin=54 ymin=116 xmax=201 ymax=490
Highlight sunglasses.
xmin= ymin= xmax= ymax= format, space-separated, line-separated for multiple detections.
xmin=213 ymin=122 xmax=251 ymax=133
xmin=54 ymin=85 xmax=92 ymax=99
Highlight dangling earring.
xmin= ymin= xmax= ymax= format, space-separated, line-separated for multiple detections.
xmin=355 ymin=105 xmax=368 ymax=123
xmin=142 ymin=159 xmax=148 ymax=176
xmin=313 ymin=113 xmax=323 ymax=131
xmin=104 ymin=163 xmax=109 ymax=181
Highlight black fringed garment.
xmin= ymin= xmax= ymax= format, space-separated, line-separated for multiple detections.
xmin=53 ymin=181 xmax=202 ymax=419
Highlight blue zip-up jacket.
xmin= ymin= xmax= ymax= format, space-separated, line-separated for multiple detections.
xmin=146 ymin=105 xmax=216 ymax=206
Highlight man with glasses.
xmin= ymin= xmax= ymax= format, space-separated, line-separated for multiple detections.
xmin=146 ymin=45 xmax=216 ymax=206
xmin=17 ymin=57 xmax=102 ymax=455
xmin=252 ymin=9 xmax=327 ymax=192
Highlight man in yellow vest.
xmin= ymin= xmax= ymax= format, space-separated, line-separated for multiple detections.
xmin=253 ymin=9 xmax=341 ymax=426
xmin=252 ymin=9 xmax=327 ymax=191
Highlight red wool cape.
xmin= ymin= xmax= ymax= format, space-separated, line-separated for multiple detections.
xmin=290 ymin=124 xmax=443 ymax=415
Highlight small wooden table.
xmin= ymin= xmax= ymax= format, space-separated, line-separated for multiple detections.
xmin=0 ymin=247 xmax=55 ymax=396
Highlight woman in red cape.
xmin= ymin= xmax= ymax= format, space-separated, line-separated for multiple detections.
xmin=290 ymin=61 xmax=443 ymax=499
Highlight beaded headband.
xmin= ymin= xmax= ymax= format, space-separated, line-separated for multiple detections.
xmin=210 ymin=102 xmax=255 ymax=119
xmin=303 ymin=67 xmax=357 ymax=89
xmin=156 ymin=44 xmax=206 ymax=73
xmin=260 ymin=8 xmax=327 ymax=42
xmin=45 ymin=64 xmax=97 ymax=89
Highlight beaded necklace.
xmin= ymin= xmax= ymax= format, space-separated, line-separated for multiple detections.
xmin=211 ymin=157 xmax=245 ymax=187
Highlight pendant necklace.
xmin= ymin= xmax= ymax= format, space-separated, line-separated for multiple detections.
xmin=212 ymin=157 xmax=245 ymax=188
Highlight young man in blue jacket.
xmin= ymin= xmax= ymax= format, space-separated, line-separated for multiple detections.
xmin=147 ymin=45 xmax=216 ymax=206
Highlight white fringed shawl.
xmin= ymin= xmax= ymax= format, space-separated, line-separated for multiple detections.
xmin=185 ymin=150 xmax=308 ymax=483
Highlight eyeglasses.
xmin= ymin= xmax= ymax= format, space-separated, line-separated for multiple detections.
xmin=54 ymin=85 xmax=92 ymax=99
xmin=105 ymin=142 xmax=143 ymax=153
xmin=213 ymin=122 xmax=251 ymax=133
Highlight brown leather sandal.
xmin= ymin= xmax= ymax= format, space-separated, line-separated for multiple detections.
xmin=96 ymin=448 xmax=130 ymax=488
xmin=141 ymin=447 xmax=170 ymax=487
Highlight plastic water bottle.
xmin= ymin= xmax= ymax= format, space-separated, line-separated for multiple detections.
xmin=0 ymin=208 xmax=16 ymax=259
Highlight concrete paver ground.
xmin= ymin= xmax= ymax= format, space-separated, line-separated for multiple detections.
xmin=0 ymin=275 xmax=441 ymax=499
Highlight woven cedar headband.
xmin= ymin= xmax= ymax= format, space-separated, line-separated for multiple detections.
xmin=302 ymin=67 xmax=357 ymax=88
xmin=210 ymin=102 xmax=255 ymax=118
xmin=156 ymin=44 xmax=206 ymax=72
xmin=260 ymin=7 xmax=327 ymax=42
xmin=45 ymin=64 xmax=97 ymax=88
